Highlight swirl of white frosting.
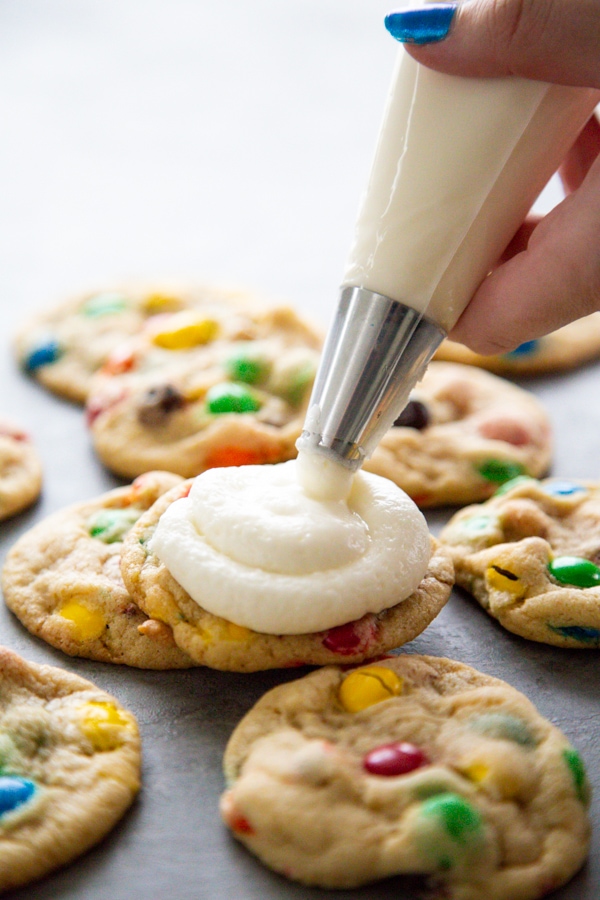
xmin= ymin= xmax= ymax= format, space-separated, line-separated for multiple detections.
xmin=149 ymin=459 xmax=430 ymax=635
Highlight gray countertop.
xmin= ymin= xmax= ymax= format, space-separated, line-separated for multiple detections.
xmin=0 ymin=3 xmax=598 ymax=898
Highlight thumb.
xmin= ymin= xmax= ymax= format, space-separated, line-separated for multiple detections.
xmin=386 ymin=0 xmax=600 ymax=88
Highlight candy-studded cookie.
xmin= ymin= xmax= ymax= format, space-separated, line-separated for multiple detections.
xmin=221 ymin=655 xmax=590 ymax=897
xmin=2 ymin=471 xmax=195 ymax=668
xmin=434 ymin=312 xmax=600 ymax=376
xmin=0 ymin=419 xmax=42 ymax=522
xmin=439 ymin=476 xmax=600 ymax=648
xmin=14 ymin=281 xmax=277 ymax=404
xmin=364 ymin=362 xmax=552 ymax=507
xmin=86 ymin=299 xmax=322 ymax=479
xmin=0 ymin=646 xmax=140 ymax=892
xmin=119 ymin=478 xmax=454 ymax=672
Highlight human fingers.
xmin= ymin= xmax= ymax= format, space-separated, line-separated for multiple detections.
xmin=497 ymin=215 xmax=542 ymax=262
xmin=560 ymin=112 xmax=600 ymax=191
xmin=497 ymin=116 xmax=600 ymax=264
xmin=448 ymin=154 xmax=600 ymax=354
xmin=385 ymin=0 xmax=600 ymax=87
xmin=481 ymin=115 xmax=600 ymax=267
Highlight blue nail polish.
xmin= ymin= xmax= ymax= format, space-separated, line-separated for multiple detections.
xmin=385 ymin=4 xmax=457 ymax=44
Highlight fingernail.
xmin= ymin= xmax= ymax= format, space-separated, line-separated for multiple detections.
xmin=385 ymin=4 xmax=457 ymax=44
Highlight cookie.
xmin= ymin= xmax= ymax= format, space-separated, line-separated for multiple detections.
xmin=86 ymin=300 xmax=322 ymax=479
xmin=0 ymin=419 xmax=42 ymax=522
xmin=434 ymin=312 xmax=600 ymax=375
xmin=14 ymin=281 xmax=280 ymax=404
xmin=220 ymin=654 xmax=591 ymax=897
xmin=2 ymin=471 xmax=195 ymax=668
xmin=364 ymin=362 xmax=552 ymax=507
xmin=0 ymin=645 xmax=140 ymax=891
xmin=119 ymin=479 xmax=454 ymax=671
xmin=439 ymin=475 xmax=600 ymax=647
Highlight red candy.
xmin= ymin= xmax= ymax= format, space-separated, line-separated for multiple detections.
xmin=204 ymin=445 xmax=280 ymax=469
xmin=322 ymin=616 xmax=377 ymax=655
xmin=477 ymin=417 xmax=532 ymax=446
xmin=221 ymin=794 xmax=256 ymax=835
xmin=85 ymin=389 xmax=127 ymax=427
xmin=101 ymin=343 xmax=137 ymax=376
xmin=363 ymin=741 xmax=429 ymax=776
xmin=230 ymin=813 xmax=254 ymax=835
xmin=0 ymin=427 xmax=28 ymax=442
xmin=323 ymin=622 xmax=362 ymax=654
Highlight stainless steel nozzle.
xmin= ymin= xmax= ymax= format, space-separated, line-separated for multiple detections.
xmin=296 ymin=286 xmax=445 ymax=470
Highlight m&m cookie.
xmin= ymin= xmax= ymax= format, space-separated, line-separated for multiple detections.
xmin=0 ymin=418 xmax=42 ymax=522
xmin=14 ymin=281 xmax=247 ymax=403
xmin=1 ymin=471 xmax=195 ymax=667
xmin=364 ymin=362 xmax=552 ymax=507
xmin=0 ymin=646 xmax=141 ymax=891
xmin=85 ymin=297 xmax=322 ymax=479
xmin=440 ymin=476 xmax=600 ymax=647
xmin=14 ymin=281 xmax=285 ymax=404
xmin=221 ymin=655 xmax=590 ymax=897
xmin=118 ymin=479 xmax=453 ymax=671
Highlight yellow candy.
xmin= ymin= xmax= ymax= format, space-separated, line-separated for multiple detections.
xmin=486 ymin=564 xmax=524 ymax=596
xmin=152 ymin=313 xmax=219 ymax=349
xmin=339 ymin=666 xmax=403 ymax=713
xmin=195 ymin=621 xmax=254 ymax=645
xmin=58 ymin=602 xmax=106 ymax=642
xmin=221 ymin=621 xmax=253 ymax=642
xmin=142 ymin=292 xmax=184 ymax=313
xmin=456 ymin=754 xmax=527 ymax=800
xmin=79 ymin=701 xmax=136 ymax=752
xmin=195 ymin=624 xmax=215 ymax=646
xmin=459 ymin=760 xmax=490 ymax=784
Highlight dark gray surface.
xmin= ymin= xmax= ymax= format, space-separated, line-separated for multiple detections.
xmin=0 ymin=2 xmax=598 ymax=898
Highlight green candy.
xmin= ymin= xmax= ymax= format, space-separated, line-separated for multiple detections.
xmin=420 ymin=792 xmax=482 ymax=843
xmin=225 ymin=347 xmax=271 ymax=385
xmin=87 ymin=508 xmax=140 ymax=543
xmin=82 ymin=292 xmax=128 ymax=317
xmin=460 ymin=515 xmax=497 ymax=534
xmin=283 ymin=361 xmax=315 ymax=406
xmin=477 ymin=459 xmax=525 ymax=484
xmin=563 ymin=747 xmax=589 ymax=803
xmin=548 ymin=556 xmax=600 ymax=588
xmin=269 ymin=357 xmax=316 ymax=406
xmin=468 ymin=712 xmax=536 ymax=747
xmin=493 ymin=475 xmax=536 ymax=496
xmin=206 ymin=382 xmax=261 ymax=415
xmin=0 ymin=734 xmax=17 ymax=774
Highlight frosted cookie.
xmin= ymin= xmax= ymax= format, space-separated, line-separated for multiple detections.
xmin=2 ymin=471 xmax=195 ymax=668
xmin=434 ymin=313 xmax=600 ymax=375
xmin=14 ymin=281 xmax=278 ymax=404
xmin=120 ymin=463 xmax=454 ymax=671
xmin=86 ymin=300 xmax=322 ymax=479
xmin=0 ymin=419 xmax=42 ymax=522
xmin=439 ymin=476 xmax=600 ymax=647
xmin=220 ymin=654 xmax=591 ymax=897
xmin=364 ymin=362 xmax=552 ymax=507
xmin=0 ymin=645 xmax=140 ymax=892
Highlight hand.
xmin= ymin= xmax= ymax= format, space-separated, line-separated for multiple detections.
xmin=386 ymin=0 xmax=600 ymax=355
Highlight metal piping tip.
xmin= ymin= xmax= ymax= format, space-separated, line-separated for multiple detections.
xmin=296 ymin=286 xmax=445 ymax=470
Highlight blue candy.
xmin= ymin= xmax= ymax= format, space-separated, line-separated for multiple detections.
xmin=0 ymin=776 xmax=36 ymax=816
xmin=24 ymin=339 xmax=62 ymax=371
xmin=548 ymin=625 xmax=600 ymax=644
xmin=542 ymin=481 xmax=587 ymax=497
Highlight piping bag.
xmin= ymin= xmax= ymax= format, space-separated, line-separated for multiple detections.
xmin=296 ymin=10 xmax=600 ymax=476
